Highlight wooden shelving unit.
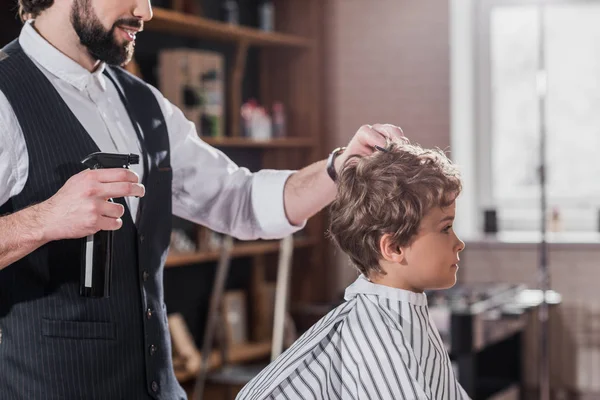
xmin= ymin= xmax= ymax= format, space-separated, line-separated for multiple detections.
xmin=201 ymin=136 xmax=316 ymax=149
xmin=166 ymin=236 xmax=317 ymax=267
xmin=140 ymin=2 xmax=325 ymax=396
xmin=146 ymin=6 xmax=317 ymax=138
xmin=146 ymin=8 xmax=313 ymax=49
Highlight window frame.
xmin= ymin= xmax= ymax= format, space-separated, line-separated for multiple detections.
xmin=475 ymin=0 xmax=600 ymax=232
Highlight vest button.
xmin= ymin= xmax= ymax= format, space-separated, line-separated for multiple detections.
xmin=140 ymin=235 xmax=145 ymax=243
xmin=151 ymin=381 xmax=159 ymax=392
xmin=146 ymin=308 xmax=153 ymax=319
xmin=149 ymin=344 xmax=157 ymax=356
xmin=142 ymin=270 xmax=149 ymax=281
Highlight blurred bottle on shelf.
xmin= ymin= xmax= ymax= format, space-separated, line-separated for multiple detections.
xmin=259 ymin=0 xmax=274 ymax=32
xmin=222 ymin=0 xmax=239 ymax=25
xmin=272 ymin=101 xmax=286 ymax=138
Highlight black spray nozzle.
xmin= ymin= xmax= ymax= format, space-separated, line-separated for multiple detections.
xmin=81 ymin=152 xmax=140 ymax=170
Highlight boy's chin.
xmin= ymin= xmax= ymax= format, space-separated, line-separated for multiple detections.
xmin=428 ymin=275 xmax=458 ymax=291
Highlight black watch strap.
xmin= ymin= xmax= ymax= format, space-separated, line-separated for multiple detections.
xmin=326 ymin=147 xmax=346 ymax=182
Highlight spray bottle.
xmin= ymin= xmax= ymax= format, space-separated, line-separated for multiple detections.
xmin=80 ymin=152 xmax=140 ymax=298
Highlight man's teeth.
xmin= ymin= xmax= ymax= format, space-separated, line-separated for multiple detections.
xmin=121 ymin=27 xmax=137 ymax=38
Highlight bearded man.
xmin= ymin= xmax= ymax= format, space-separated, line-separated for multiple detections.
xmin=0 ymin=0 xmax=403 ymax=398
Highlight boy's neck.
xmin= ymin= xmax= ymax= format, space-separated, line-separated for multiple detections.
xmin=368 ymin=273 xmax=425 ymax=294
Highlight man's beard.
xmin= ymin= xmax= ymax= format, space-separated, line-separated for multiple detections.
xmin=70 ymin=0 xmax=142 ymax=66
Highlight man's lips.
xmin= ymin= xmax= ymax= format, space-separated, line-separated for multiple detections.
xmin=116 ymin=25 xmax=142 ymax=41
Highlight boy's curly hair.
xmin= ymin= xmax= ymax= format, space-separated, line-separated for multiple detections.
xmin=18 ymin=0 xmax=54 ymax=22
xmin=328 ymin=139 xmax=462 ymax=278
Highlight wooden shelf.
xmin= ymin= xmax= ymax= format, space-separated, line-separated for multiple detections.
xmin=201 ymin=136 xmax=316 ymax=149
xmin=175 ymin=340 xmax=272 ymax=383
xmin=147 ymin=8 xmax=312 ymax=49
xmin=166 ymin=236 xmax=318 ymax=267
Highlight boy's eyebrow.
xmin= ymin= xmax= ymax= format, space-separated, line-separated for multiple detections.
xmin=439 ymin=215 xmax=455 ymax=224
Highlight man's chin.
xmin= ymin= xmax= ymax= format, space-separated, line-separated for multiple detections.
xmin=122 ymin=45 xmax=136 ymax=65
xmin=109 ymin=31 xmax=135 ymax=55
xmin=119 ymin=53 xmax=134 ymax=67
xmin=98 ymin=45 xmax=135 ymax=66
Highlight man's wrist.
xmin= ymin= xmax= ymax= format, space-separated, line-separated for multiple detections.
xmin=326 ymin=147 xmax=346 ymax=182
xmin=30 ymin=201 xmax=52 ymax=245
xmin=334 ymin=151 xmax=347 ymax=176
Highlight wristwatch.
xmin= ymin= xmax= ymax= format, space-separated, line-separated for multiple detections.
xmin=326 ymin=146 xmax=346 ymax=182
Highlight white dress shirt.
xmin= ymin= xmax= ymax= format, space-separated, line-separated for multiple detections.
xmin=0 ymin=21 xmax=304 ymax=240
xmin=236 ymin=275 xmax=471 ymax=400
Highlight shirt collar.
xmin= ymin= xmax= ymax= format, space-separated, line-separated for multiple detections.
xmin=19 ymin=20 xmax=107 ymax=92
xmin=344 ymin=275 xmax=428 ymax=306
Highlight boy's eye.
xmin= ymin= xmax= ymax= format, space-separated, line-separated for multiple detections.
xmin=442 ymin=225 xmax=453 ymax=233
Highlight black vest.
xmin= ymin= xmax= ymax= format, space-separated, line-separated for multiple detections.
xmin=0 ymin=40 xmax=184 ymax=400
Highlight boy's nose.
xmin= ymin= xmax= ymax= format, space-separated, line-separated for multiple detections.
xmin=456 ymin=237 xmax=465 ymax=253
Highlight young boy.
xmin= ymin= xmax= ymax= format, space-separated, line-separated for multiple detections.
xmin=236 ymin=140 xmax=470 ymax=400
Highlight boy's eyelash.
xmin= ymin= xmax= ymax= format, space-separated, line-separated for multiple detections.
xmin=442 ymin=225 xmax=453 ymax=233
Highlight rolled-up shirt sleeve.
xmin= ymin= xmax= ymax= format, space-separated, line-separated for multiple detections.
xmin=147 ymin=84 xmax=306 ymax=240
xmin=0 ymin=90 xmax=28 ymax=209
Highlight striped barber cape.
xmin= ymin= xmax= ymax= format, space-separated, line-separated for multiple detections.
xmin=236 ymin=275 xmax=470 ymax=400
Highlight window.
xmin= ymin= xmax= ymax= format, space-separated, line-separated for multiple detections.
xmin=477 ymin=0 xmax=600 ymax=232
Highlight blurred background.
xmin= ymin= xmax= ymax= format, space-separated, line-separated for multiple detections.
xmin=2 ymin=0 xmax=600 ymax=399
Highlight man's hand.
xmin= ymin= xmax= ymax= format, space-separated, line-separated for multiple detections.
xmin=335 ymin=123 xmax=405 ymax=173
xmin=37 ymin=168 xmax=145 ymax=243
xmin=281 ymin=123 xmax=405 ymax=227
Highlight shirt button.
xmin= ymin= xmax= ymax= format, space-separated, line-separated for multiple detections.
xmin=149 ymin=344 xmax=157 ymax=356
xmin=146 ymin=308 xmax=153 ymax=319
xmin=142 ymin=270 xmax=149 ymax=281
xmin=151 ymin=381 xmax=159 ymax=392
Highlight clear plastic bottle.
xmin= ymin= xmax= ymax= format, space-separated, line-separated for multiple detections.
xmin=222 ymin=0 xmax=239 ymax=25
xmin=272 ymin=102 xmax=286 ymax=138
xmin=259 ymin=0 xmax=274 ymax=32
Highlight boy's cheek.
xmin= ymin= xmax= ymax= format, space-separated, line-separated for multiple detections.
xmin=423 ymin=264 xmax=458 ymax=290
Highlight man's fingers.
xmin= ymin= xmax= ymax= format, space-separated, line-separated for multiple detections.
xmin=350 ymin=124 xmax=407 ymax=157
xmin=98 ymin=182 xmax=145 ymax=199
xmin=358 ymin=124 xmax=388 ymax=149
xmin=372 ymin=124 xmax=404 ymax=141
xmin=100 ymin=202 xmax=125 ymax=219
xmin=97 ymin=216 xmax=123 ymax=231
xmin=89 ymin=168 xmax=140 ymax=184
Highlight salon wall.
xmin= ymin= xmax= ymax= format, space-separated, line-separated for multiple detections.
xmin=322 ymin=0 xmax=451 ymax=295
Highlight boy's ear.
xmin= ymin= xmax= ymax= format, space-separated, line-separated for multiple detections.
xmin=379 ymin=233 xmax=405 ymax=263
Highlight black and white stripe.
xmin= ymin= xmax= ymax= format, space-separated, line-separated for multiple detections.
xmin=236 ymin=276 xmax=470 ymax=400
